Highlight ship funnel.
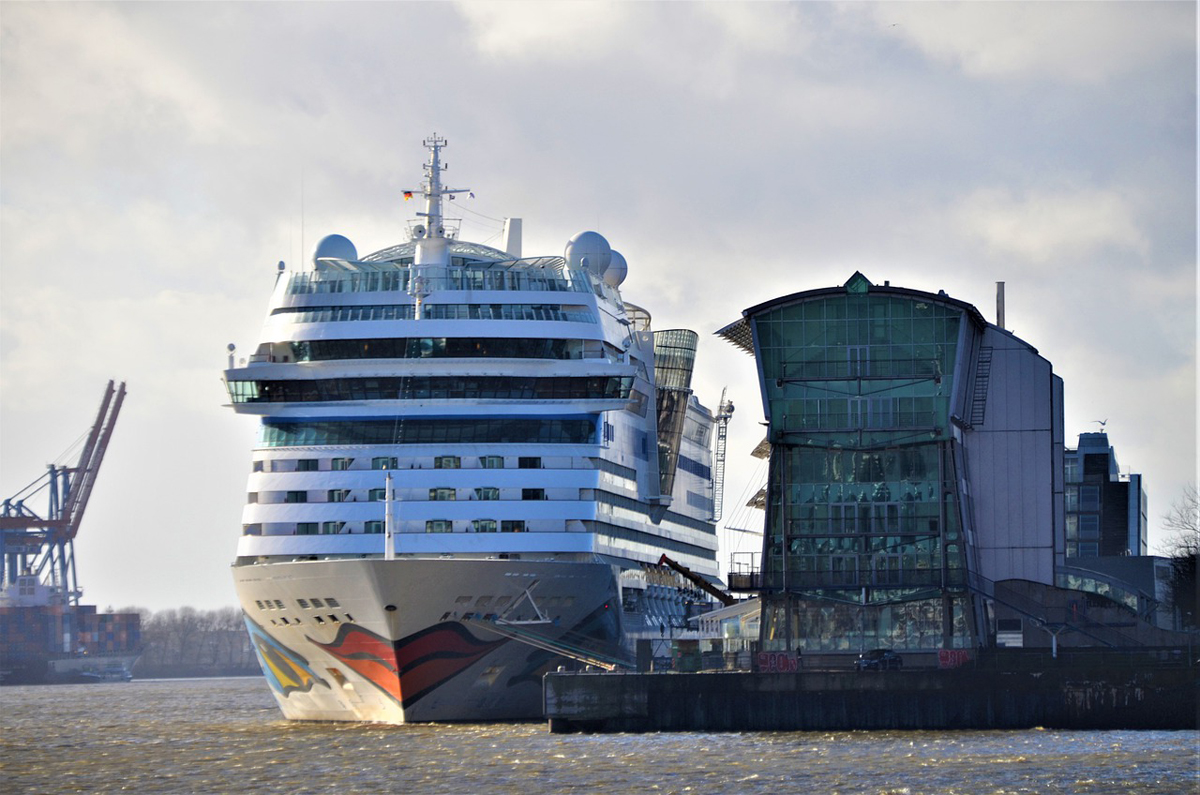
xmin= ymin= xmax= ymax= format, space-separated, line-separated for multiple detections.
xmin=502 ymin=218 xmax=522 ymax=258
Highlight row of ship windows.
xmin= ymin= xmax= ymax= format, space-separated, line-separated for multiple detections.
xmin=226 ymin=375 xmax=633 ymax=404
xmin=254 ymin=455 xmax=540 ymax=472
xmin=686 ymin=491 xmax=713 ymax=513
xmin=252 ymin=487 xmax=553 ymax=503
xmin=270 ymin=303 xmax=597 ymax=324
xmin=251 ymin=454 xmax=639 ymax=481
xmin=248 ymin=496 xmax=720 ymax=537
xmin=286 ymin=268 xmax=593 ymax=295
xmin=250 ymin=337 xmax=623 ymax=364
xmin=585 ymin=520 xmax=718 ymax=561
xmin=594 ymin=489 xmax=718 ymax=535
xmin=244 ymin=516 xmax=715 ymax=557
xmin=256 ymin=596 xmax=341 ymax=610
xmin=255 ymin=596 xmax=354 ymax=627
xmin=676 ymin=454 xmax=712 ymax=481
xmin=243 ymin=520 xmax=529 ymax=535
xmin=244 ymin=518 xmax=715 ymax=561
xmin=268 ymin=615 xmax=345 ymax=627
xmin=258 ymin=418 xmax=597 ymax=448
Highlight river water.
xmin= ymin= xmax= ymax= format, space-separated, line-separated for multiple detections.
xmin=1 ymin=677 xmax=1195 ymax=794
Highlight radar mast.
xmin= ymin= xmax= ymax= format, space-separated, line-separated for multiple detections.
xmin=407 ymin=134 xmax=470 ymax=312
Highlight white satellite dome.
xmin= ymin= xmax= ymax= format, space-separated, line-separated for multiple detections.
xmin=565 ymin=231 xmax=612 ymax=275
xmin=603 ymin=249 xmax=628 ymax=287
xmin=313 ymin=234 xmax=358 ymax=264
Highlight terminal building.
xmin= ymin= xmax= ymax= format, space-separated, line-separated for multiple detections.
xmin=718 ymin=273 xmax=1180 ymax=655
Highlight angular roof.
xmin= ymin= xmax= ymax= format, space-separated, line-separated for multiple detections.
xmin=716 ymin=272 xmax=989 ymax=355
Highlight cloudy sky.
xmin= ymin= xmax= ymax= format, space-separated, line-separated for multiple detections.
xmin=1 ymin=2 xmax=1195 ymax=612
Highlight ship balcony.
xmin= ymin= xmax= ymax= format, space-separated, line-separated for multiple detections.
xmin=226 ymin=399 xmax=631 ymax=418
xmin=235 ymin=529 xmax=601 ymax=559
xmin=241 ymin=498 xmax=600 ymax=525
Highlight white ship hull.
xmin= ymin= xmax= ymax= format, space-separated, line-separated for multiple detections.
xmin=233 ymin=556 xmax=621 ymax=722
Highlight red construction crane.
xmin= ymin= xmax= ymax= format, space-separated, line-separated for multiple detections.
xmin=0 ymin=381 xmax=126 ymax=605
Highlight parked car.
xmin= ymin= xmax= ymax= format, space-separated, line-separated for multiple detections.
xmin=854 ymin=648 xmax=902 ymax=671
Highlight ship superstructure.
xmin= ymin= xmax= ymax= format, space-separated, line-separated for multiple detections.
xmin=225 ymin=136 xmax=721 ymax=722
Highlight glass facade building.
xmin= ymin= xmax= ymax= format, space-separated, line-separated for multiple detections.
xmin=720 ymin=273 xmax=1065 ymax=654
xmin=1063 ymin=432 xmax=1148 ymax=558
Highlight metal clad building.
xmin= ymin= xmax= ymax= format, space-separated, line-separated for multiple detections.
xmin=966 ymin=324 xmax=1064 ymax=586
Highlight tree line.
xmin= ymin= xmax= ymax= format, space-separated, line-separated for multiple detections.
xmin=118 ymin=606 xmax=260 ymax=678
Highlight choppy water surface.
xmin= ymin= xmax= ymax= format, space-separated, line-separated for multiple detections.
xmin=1 ymin=677 xmax=1195 ymax=794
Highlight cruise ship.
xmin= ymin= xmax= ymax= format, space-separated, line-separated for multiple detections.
xmin=224 ymin=135 xmax=723 ymax=722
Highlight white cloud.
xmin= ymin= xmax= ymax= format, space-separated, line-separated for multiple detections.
xmin=0 ymin=285 xmax=256 ymax=413
xmin=873 ymin=1 xmax=1194 ymax=83
xmin=953 ymin=185 xmax=1149 ymax=264
xmin=0 ymin=4 xmax=237 ymax=154
xmin=454 ymin=1 xmax=634 ymax=58
xmin=453 ymin=2 xmax=817 ymax=104
xmin=699 ymin=2 xmax=810 ymax=55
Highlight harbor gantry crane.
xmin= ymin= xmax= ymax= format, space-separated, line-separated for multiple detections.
xmin=710 ymin=387 xmax=735 ymax=523
xmin=0 ymin=381 xmax=126 ymax=605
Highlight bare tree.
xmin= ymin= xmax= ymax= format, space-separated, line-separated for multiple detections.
xmin=1160 ymin=483 xmax=1199 ymax=555
xmin=132 ymin=606 xmax=258 ymax=676
xmin=1158 ymin=484 xmax=1198 ymax=630
xmin=141 ymin=608 xmax=177 ymax=669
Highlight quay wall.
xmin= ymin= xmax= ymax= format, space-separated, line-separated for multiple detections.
xmin=544 ymin=668 xmax=1197 ymax=733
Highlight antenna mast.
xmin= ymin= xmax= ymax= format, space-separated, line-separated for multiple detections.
xmin=406 ymin=134 xmax=471 ymax=314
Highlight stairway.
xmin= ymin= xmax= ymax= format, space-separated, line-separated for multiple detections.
xmin=969 ymin=347 xmax=993 ymax=427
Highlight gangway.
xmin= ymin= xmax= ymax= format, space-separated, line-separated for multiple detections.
xmin=460 ymin=616 xmax=633 ymax=671
xmin=658 ymin=554 xmax=736 ymax=607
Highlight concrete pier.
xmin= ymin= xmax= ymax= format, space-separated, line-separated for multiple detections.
xmin=544 ymin=667 xmax=1198 ymax=733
